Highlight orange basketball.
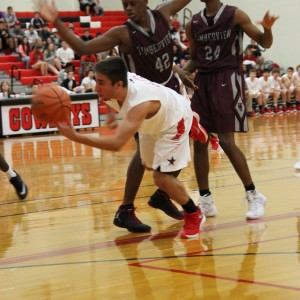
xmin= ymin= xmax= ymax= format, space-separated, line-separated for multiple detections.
xmin=31 ymin=85 xmax=71 ymax=123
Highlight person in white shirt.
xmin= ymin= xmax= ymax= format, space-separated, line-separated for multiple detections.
xmin=269 ymin=68 xmax=285 ymax=114
xmin=245 ymin=69 xmax=260 ymax=116
xmin=257 ymin=69 xmax=275 ymax=114
xmin=292 ymin=64 xmax=300 ymax=111
xmin=81 ymin=69 xmax=96 ymax=92
xmin=24 ymin=24 xmax=39 ymax=46
xmin=281 ymin=67 xmax=295 ymax=111
xmin=56 ymin=56 xmax=206 ymax=239
xmin=55 ymin=41 xmax=74 ymax=68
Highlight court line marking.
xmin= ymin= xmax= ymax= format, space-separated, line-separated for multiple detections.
xmin=0 ymin=211 xmax=299 ymax=266
xmin=129 ymin=263 xmax=300 ymax=292
xmin=0 ymin=251 xmax=299 ymax=270
xmin=0 ymin=165 xmax=296 ymax=210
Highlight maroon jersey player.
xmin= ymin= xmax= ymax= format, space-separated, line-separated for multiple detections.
xmin=179 ymin=0 xmax=278 ymax=220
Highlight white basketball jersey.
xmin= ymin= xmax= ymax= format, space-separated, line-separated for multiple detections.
xmin=105 ymin=72 xmax=192 ymax=134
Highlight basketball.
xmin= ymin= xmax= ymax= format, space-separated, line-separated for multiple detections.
xmin=31 ymin=85 xmax=72 ymax=123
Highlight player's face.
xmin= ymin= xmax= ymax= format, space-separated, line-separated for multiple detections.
xmin=121 ymin=0 xmax=147 ymax=21
xmin=95 ymin=73 xmax=117 ymax=101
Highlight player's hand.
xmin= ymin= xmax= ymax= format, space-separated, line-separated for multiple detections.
xmin=56 ymin=121 xmax=78 ymax=141
xmin=257 ymin=11 xmax=279 ymax=30
xmin=177 ymin=69 xmax=198 ymax=90
xmin=33 ymin=0 xmax=59 ymax=24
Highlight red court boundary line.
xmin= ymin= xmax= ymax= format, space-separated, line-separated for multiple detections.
xmin=129 ymin=263 xmax=300 ymax=292
xmin=0 ymin=211 xmax=299 ymax=266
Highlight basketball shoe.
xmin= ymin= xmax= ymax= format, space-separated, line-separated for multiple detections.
xmin=210 ymin=136 xmax=223 ymax=152
xmin=180 ymin=209 xmax=206 ymax=239
xmin=148 ymin=190 xmax=184 ymax=220
xmin=294 ymin=160 xmax=300 ymax=170
xmin=245 ymin=190 xmax=267 ymax=220
xmin=189 ymin=112 xmax=208 ymax=143
xmin=9 ymin=171 xmax=28 ymax=200
xmin=113 ymin=206 xmax=151 ymax=233
xmin=198 ymin=193 xmax=217 ymax=217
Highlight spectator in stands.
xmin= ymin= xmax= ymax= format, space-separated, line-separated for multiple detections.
xmin=243 ymin=48 xmax=257 ymax=68
xmin=0 ymin=11 xmax=4 ymax=23
xmin=257 ymin=69 xmax=276 ymax=114
xmin=81 ymin=29 xmax=93 ymax=42
xmin=245 ymin=39 xmax=265 ymax=70
xmin=169 ymin=19 xmax=187 ymax=52
xmin=245 ymin=69 xmax=260 ymax=116
xmin=170 ymin=13 xmax=180 ymax=31
xmin=4 ymin=6 xmax=17 ymax=29
xmin=50 ymin=28 xmax=62 ymax=47
xmin=81 ymin=69 xmax=96 ymax=92
xmin=281 ymin=67 xmax=295 ymax=111
xmin=0 ymin=81 xmax=15 ymax=98
xmin=270 ymin=68 xmax=285 ymax=113
xmin=0 ymin=20 xmax=15 ymax=55
xmin=58 ymin=62 xmax=74 ymax=85
xmin=78 ymin=0 xmax=97 ymax=16
xmin=39 ymin=23 xmax=51 ymax=43
xmin=31 ymin=37 xmax=44 ymax=51
xmin=9 ymin=20 xmax=24 ymax=47
xmin=24 ymin=24 xmax=39 ymax=47
xmin=31 ymin=12 xmax=45 ymax=31
xmin=293 ymin=65 xmax=300 ymax=111
xmin=55 ymin=41 xmax=74 ymax=68
xmin=61 ymin=71 xmax=77 ymax=92
xmin=30 ymin=83 xmax=39 ymax=95
xmin=43 ymin=42 xmax=62 ymax=71
xmin=93 ymin=0 xmax=104 ymax=16
xmin=29 ymin=44 xmax=58 ymax=75
xmin=80 ymin=53 xmax=97 ymax=79
xmin=18 ymin=36 xmax=31 ymax=69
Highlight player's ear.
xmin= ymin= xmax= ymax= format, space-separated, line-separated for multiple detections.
xmin=116 ymin=81 xmax=125 ymax=88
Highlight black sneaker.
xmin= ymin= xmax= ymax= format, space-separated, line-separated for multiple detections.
xmin=113 ymin=207 xmax=151 ymax=233
xmin=148 ymin=190 xmax=184 ymax=220
xmin=9 ymin=171 xmax=28 ymax=200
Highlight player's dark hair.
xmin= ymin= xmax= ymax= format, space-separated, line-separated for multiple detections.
xmin=287 ymin=67 xmax=294 ymax=71
xmin=94 ymin=57 xmax=128 ymax=87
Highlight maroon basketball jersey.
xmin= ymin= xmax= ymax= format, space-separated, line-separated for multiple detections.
xmin=120 ymin=10 xmax=174 ymax=85
xmin=191 ymin=4 xmax=243 ymax=73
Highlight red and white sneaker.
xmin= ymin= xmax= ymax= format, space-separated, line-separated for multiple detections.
xmin=210 ymin=136 xmax=223 ymax=152
xmin=189 ymin=112 xmax=208 ymax=143
xmin=180 ymin=209 xmax=206 ymax=239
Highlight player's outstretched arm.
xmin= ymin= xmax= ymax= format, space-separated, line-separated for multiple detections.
xmin=57 ymin=102 xmax=150 ymax=151
xmin=157 ymin=0 xmax=192 ymax=21
xmin=235 ymin=10 xmax=279 ymax=49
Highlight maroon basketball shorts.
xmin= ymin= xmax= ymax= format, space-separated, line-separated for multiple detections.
xmin=191 ymin=68 xmax=248 ymax=133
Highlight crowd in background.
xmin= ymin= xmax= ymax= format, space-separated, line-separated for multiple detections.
xmin=0 ymin=6 xmax=300 ymax=112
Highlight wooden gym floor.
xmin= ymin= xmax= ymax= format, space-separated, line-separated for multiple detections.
xmin=0 ymin=113 xmax=299 ymax=299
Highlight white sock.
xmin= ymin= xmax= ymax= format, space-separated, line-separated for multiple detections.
xmin=6 ymin=167 xmax=17 ymax=179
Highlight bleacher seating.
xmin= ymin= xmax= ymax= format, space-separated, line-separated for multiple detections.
xmin=1 ymin=10 xmax=128 ymax=116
